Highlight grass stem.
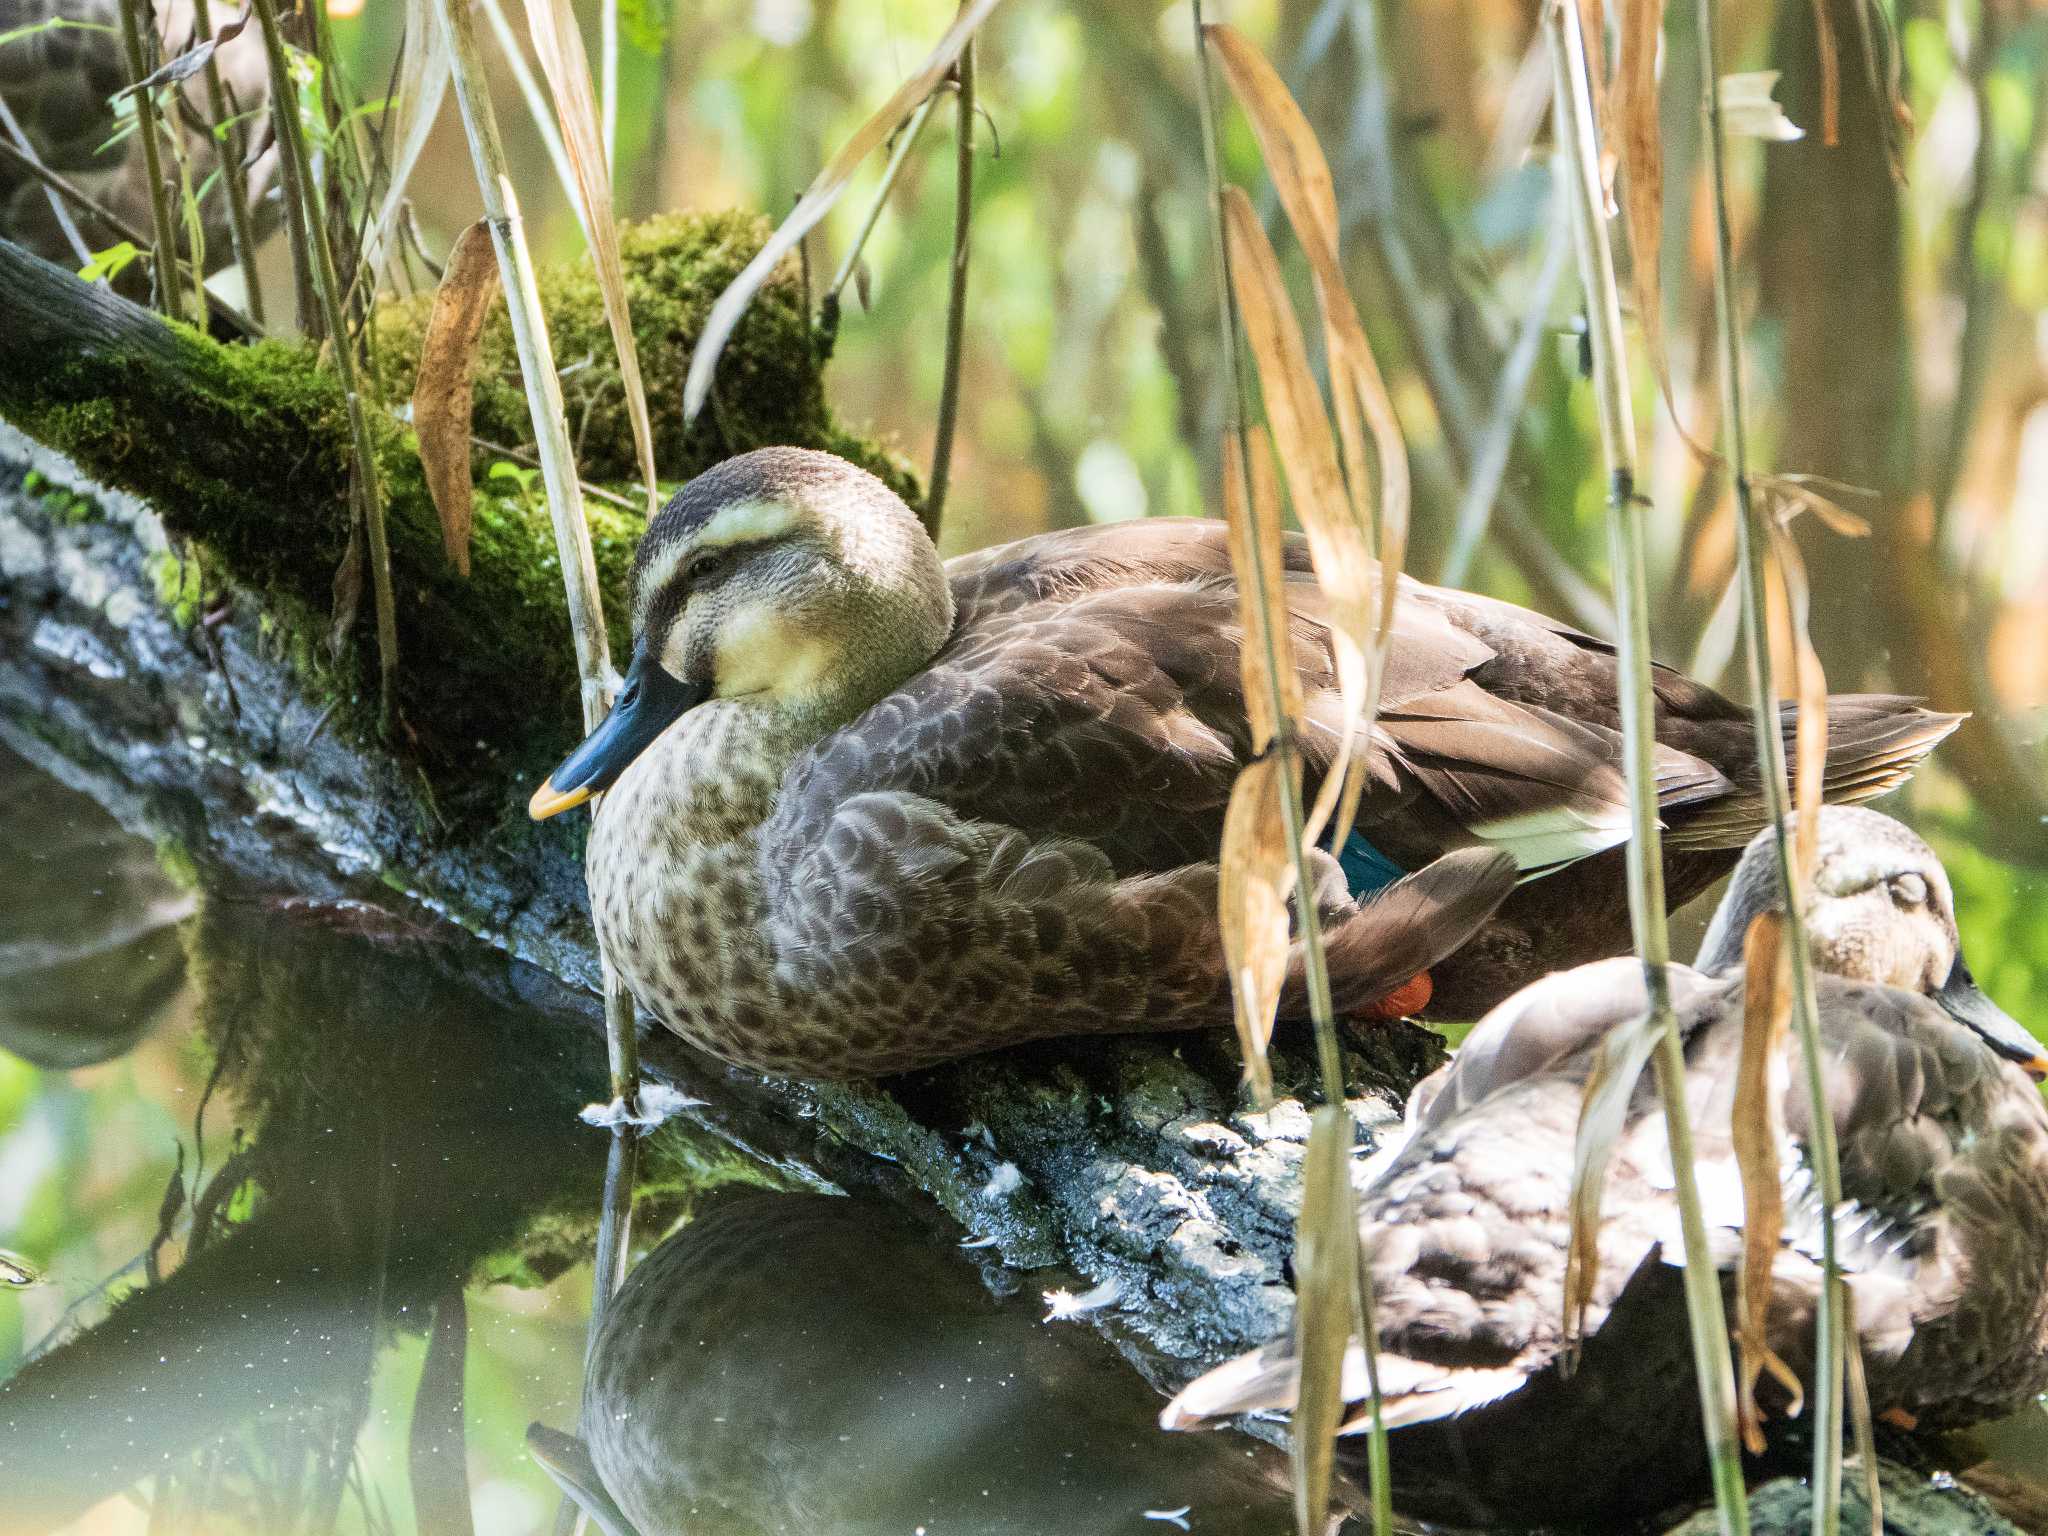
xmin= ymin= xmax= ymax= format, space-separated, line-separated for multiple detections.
xmin=825 ymin=92 xmax=940 ymax=307
xmin=251 ymin=0 xmax=399 ymax=726
xmin=114 ymin=0 xmax=185 ymax=326
xmin=924 ymin=38 xmax=975 ymax=540
xmin=1696 ymin=0 xmax=1848 ymax=1524
xmin=189 ymin=0 xmax=267 ymax=327
xmin=1544 ymin=3 xmax=1751 ymax=1531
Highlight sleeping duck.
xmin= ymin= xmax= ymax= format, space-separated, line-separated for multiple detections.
xmin=1161 ymin=806 xmax=2048 ymax=1527
xmin=530 ymin=447 xmax=1958 ymax=1079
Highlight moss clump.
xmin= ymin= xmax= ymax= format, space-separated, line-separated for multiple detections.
xmin=145 ymin=546 xmax=207 ymax=628
xmin=374 ymin=209 xmax=918 ymax=499
xmin=0 ymin=211 xmax=917 ymax=827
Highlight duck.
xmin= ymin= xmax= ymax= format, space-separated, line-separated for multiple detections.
xmin=1161 ymin=806 xmax=2048 ymax=1528
xmin=529 ymin=446 xmax=1959 ymax=1080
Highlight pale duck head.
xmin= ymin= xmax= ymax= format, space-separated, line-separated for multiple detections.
xmin=530 ymin=448 xmax=954 ymax=818
xmin=1696 ymin=804 xmax=2045 ymax=1078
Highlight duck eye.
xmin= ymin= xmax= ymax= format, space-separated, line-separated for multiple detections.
xmin=684 ymin=552 xmax=725 ymax=585
xmin=1889 ymin=872 xmax=1929 ymax=908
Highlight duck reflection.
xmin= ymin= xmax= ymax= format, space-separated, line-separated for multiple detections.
xmin=582 ymin=1191 xmax=1311 ymax=1536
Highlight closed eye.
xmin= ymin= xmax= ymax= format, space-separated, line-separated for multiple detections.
xmin=685 ymin=551 xmax=727 ymax=585
xmin=1889 ymin=872 xmax=1928 ymax=908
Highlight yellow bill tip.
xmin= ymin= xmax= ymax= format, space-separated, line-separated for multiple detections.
xmin=528 ymin=777 xmax=593 ymax=821
xmin=2023 ymin=1057 xmax=2048 ymax=1085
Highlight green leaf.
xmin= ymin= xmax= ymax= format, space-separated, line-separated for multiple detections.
xmin=78 ymin=242 xmax=145 ymax=283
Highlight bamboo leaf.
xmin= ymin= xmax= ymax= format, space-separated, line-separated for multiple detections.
xmin=412 ymin=220 xmax=502 ymax=578
xmin=521 ymin=0 xmax=659 ymax=516
xmin=1732 ymin=910 xmax=1804 ymax=1453
xmin=1220 ymin=185 xmax=1370 ymax=849
xmin=114 ymin=2 xmax=250 ymax=98
xmin=683 ymin=0 xmax=1006 ymax=424
xmin=1219 ymin=751 xmax=1296 ymax=1107
xmin=1292 ymin=1105 xmax=1361 ymax=1536
xmin=1223 ymin=426 xmax=1300 ymax=753
xmin=1207 ymin=27 xmax=1409 ymax=849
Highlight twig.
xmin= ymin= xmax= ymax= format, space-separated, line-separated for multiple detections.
xmin=189 ymin=0 xmax=267 ymax=327
xmin=114 ymin=0 xmax=186 ymax=325
xmin=470 ymin=436 xmax=640 ymax=509
xmin=1545 ymin=6 xmax=1751 ymax=1534
xmin=924 ymin=39 xmax=975 ymax=540
xmin=250 ymin=0 xmax=399 ymax=726
xmin=0 ymin=94 xmax=92 ymax=268
xmin=1440 ymin=186 xmax=1570 ymax=586
xmin=1696 ymin=0 xmax=1847 ymax=1526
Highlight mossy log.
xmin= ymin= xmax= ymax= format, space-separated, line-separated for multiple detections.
xmin=0 ymin=233 xmax=2026 ymax=1536
xmin=0 ymin=217 xmax=911 ymax=823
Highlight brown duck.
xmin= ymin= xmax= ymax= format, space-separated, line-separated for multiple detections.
xmin=530 ymin=447 xmax=1957 ymax=1080
xmin=1163 ymin=806 xmax=2048 ymax=1527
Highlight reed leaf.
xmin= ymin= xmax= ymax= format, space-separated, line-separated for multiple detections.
xmin=362 ymin=0 xmax=451 ymax=285
xmin=521 ymin=0 xmax=658 ymax=517
xmin=1732 ymin=910 xmax=1803 ymax=1451
xmin=412 ymin=220 xmax=501 ymax=577
xmin=1218 ymin=749 xmax=1294 ymax=1108
xmin=1205 ymin=25 xmax=1408 ymax=848
xmin=682 ymin=0 xmax=1006 ymax=424
xmin=1292 ymin=1106 xmax=1361 ymax=1536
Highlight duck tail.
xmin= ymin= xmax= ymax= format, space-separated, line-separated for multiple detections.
xmin=1663 ymin=696 xmax=1962 ymax=851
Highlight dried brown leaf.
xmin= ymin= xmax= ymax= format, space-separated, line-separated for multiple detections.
xmin=1221 ymin=186 xmax=1370 ymax=849
xmin=1733 ymin=909 xmax=1804 ymax=1453
xmin=684 ymin=0 xmax=1006 ymax=423
xmin=1292 ymin=1105 xmax=1362 ymax=1536
xmin=1563 ymin=1004 xmax=1664 ymax=1348
xmin=411 ymin=220 xmax=502 ymax=577
xmin=1224 ymin=426 xmax=1301 ymax=753
xmin=522 ymin=0 xmax=659 ymax=516
xmin=1842 ymin=1287 xmax=1884 ymax=1536
xmin=1208 ymin=27 xmax=1408 ymax=849
xmin=1219 ymin=753 xmax=1296 ymax=1107
xmin=1810 ymin=0 xmax=1842 ymax=145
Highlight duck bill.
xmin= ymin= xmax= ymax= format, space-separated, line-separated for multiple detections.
xmin=1937 ymin=959 xmax=2048 ymax=1082
xmin=529 ymin=646 xmax=709 ymax=820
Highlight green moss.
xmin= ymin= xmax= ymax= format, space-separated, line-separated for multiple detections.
xmin=145 ymin=547 xmax=207 ymax=628
xmin=1 ymin=209 xmax=917 ymax=828
xmin=22 ymin=469 xmax=99 ymax=524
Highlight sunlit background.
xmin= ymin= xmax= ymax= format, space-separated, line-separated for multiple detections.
xmin=3 ymin=0 xmax=2047 ymax=1527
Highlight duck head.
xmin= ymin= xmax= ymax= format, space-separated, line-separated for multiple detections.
xmin=1697 ymin=805 xmax=2046 ymax=1079
xmin=530 ymin=448 xmax=954 ymax=819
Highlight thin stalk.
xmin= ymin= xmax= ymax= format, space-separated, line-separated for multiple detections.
xmin=825 ymin=91 xmax=941 ymax=305
xmin=1192 ymin=10 xmax=1386 ymax=1532
xmin=189 ymin=0 xmax=267 ymax=326
xmin=1545 ymin=5 xmax=1750 ymax=1533
xmin=476 ymin=0 xmax=589 ymax=241
xmin=250 ymin=0 xmax=399 ymax=725
xmin=114 ymin=0 xmax=186 ymax=325
xmin=432 ymin=13 xmax=641 ymax=1535
xmin=924 ymin=39 xmax=975 ymax=540
xmin=0 ymin=94 xmax=91 ymax=269
xmin=1696 ymin=0 xmax=1846 ymax=1524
